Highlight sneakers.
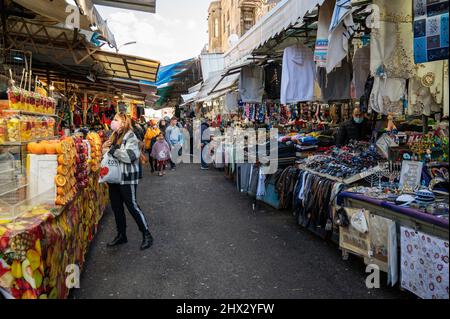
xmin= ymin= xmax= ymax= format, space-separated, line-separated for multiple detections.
xmin=201 ymin=166 xmax=209 ymax=170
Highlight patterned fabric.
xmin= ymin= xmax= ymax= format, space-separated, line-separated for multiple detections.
xmin=111 ymin=131 xmax=141 ymax=185
xmin=401 ymin=226 xmax=449 ymax=299
xmin=413 ymin=0 xmax=449 ymax=63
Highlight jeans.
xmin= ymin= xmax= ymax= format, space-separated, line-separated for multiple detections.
xmin=201 ymin=142 xmax=209 ymax=168
xmin=108 ymin=183 xmax=150 ymax=235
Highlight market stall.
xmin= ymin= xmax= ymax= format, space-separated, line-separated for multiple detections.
xmin=200 ymin=0 xmax=449 ymax=299
xmin=0 ymin=0 xmax=161 ymax=299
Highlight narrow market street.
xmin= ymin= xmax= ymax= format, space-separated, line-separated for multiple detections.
xmin=72 ymin=164 xmax=403 ymax=299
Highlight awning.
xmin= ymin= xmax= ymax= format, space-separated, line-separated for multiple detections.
xmin=224 ymin=0 xmax=325 ymax=67
xmin=181 ymin=92 xmax=199 ymax=103
xmin=194 ymin=71 xmax=240 ymax=103
xmin=13 ymin=0 xmax=117 ymax=47
xmin=92 ymin=51 xmax=160 ymax=82
xmin=91 ymin=0 xmax=156 ymax=13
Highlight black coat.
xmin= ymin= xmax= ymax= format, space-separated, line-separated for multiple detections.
xmin=336 ymin=118 xmax=371 ymax=146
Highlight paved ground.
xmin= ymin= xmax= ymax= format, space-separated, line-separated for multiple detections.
xmin=71 ymin=164 xmax=405 ymax=299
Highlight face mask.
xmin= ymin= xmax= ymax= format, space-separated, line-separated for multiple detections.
xmin=111 ymin=120 xmax=121 ymax=132
xmin=354 ymin=117 xmax=364 ymax=124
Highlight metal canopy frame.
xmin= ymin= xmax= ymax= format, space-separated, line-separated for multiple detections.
xmin=93 ymin=51 xmax=160 ymax=82
xmin=4 ymin=17 xmax=102 ymax=65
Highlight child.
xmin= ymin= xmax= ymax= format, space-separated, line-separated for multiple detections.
xmin=150 ymin=133 xmax=171 ymax=176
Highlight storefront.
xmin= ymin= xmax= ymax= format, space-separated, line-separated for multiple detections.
xmin=202 ymin=0 xmax=449 ymax=299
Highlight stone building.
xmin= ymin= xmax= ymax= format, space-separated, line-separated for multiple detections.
xmin=207 ymin=0 xmax=280 ymax=54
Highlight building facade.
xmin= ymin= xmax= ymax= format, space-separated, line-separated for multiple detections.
xmin=207 ymin=0 xmax=280 ymax=54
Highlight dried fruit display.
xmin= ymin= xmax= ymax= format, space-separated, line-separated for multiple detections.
xmin=73 ymin=137 xmax=89 ymax=190
xmin=54 ymin=137 xmax=77 ymax=206
xmin=87 ymin=132 xmax=102 ymax=172
xmin=0 ymin=177 xmax=108 ymax=299
xmin=5 ymin=115 xmax=54 ymax=143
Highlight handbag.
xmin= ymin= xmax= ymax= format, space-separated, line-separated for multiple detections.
xmin=99 ymin=153 xmax=122 ymax=184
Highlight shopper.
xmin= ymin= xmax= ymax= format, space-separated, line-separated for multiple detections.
xmin=144 ymin=119 xmax=161 ymax=173
xmin=200 ymin=119 xmax=211 ymax=170
xmin=131 ymin=119 xmax=145 ymax=181
xmin=103 ymin=112 xmax=153 ymax=251
xmin=131 ymin=119 xmax=145 ymax=142
xmin=139 ymin=115 xmax=149 ymax=132
xmin=159 ymin=119 xmax=168 ymax=135
xmin=150 ymin=133 xmax=171 ymax=177
xmin=165 ymin=117 xmax=184 ymax=170
xmin=336 ymin=108 xmax=372 ymax=146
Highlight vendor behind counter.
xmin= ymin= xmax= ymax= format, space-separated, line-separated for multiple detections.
xmin=336 ymin=107 xmax=372 ymax=146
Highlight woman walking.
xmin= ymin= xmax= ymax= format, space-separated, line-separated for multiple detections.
xmin=103 ymin=112 xmax=154 ymax=250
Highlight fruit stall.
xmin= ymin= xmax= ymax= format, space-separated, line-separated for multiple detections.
xmin=0 ymin=96 xmax=109 ymax=298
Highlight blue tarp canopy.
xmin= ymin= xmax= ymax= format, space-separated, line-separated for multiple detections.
xmin=142 ymin=59 xmax=195 ymax=107
xmin=143 ymin=59 xmax=194 ymax=88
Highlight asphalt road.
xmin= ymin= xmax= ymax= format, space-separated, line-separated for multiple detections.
xmin=71 ymin=164 xmax=405 ymax=299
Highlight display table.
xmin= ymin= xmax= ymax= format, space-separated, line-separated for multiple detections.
xmin=0 ymin=173 xmax=108 ymax=299
xmin=338 ymin=192 xmax=449 ymax=240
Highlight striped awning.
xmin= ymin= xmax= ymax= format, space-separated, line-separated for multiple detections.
xmin=93 ymin=51 xmax=160 ymax=82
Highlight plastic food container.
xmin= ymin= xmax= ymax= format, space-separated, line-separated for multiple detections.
xmin=6 ymin=115 xmax=20 ymax=142
xmin=7 ymin=87 xmax=21 ymax=110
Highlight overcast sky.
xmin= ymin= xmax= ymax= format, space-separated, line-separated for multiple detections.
xmin=97 ymin=0 xmax=211 ymax=66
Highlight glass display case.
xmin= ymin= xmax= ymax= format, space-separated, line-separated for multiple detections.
xmin=0 ymin=146 xmax=54 ymax=221
xmin=2 ymin=111 xmax=55 ymax=143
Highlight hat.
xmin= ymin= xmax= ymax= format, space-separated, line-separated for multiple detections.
xmin=415 ymin=189 xmax=435 ymax=204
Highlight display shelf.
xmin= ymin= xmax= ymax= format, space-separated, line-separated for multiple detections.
xmin=0 ymin=167 xmax=15 ymax=175
xmin=298 ymin=165 xmax=383 ymax=185
xmin=1 ymin=108 xmax=58 ymax=118
xmin=0 ymin=136 xmax=57 ymax=146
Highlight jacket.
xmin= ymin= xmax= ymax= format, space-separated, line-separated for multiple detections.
xmin=201 ymin=123 xmax=211 ymax=143
xmin=133 ymin=125 xmax=145 ymax=141
xmin=144 ymin=127 xmax=161 ymax=150
xmin=109 ymin=130 xmax=141 ymax=185
xmin=165 ymin=125 xmax=184 ymax=147
xmin=150 ymin=140 xmax=171 ymax=161
xmin=336 ymin=118 xmax=371 ymax=146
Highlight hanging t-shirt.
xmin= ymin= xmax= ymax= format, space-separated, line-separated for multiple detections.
xmin=353 ymin=45 xmax=371 ymax=99
xmin=281 ymin=44 xmax=316 ymax=104
xmin=239 ymin=65 xmax=264 ymax=103
xmin=264 ymin=63 xmax=282 ymax=100
xmin=317 ymin=57 xmax=353 ymax=101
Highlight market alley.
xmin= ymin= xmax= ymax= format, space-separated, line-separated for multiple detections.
xmin=71 ymin=164 xmax=404 ymax=299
